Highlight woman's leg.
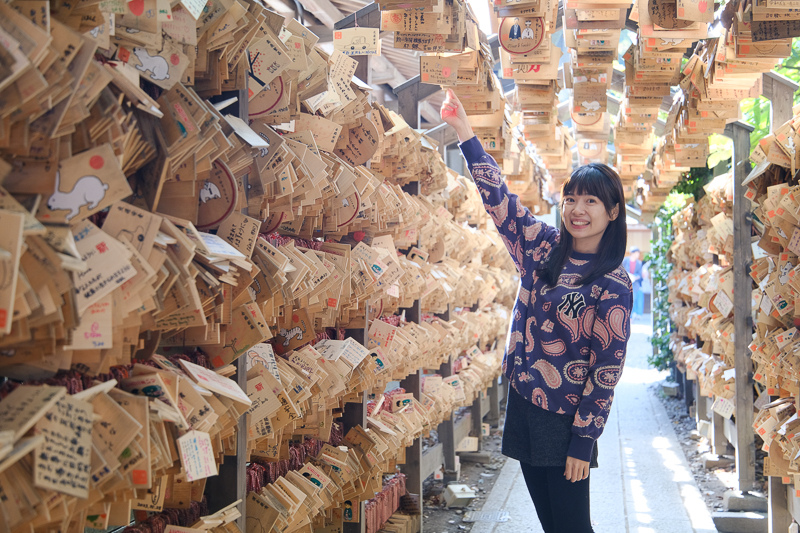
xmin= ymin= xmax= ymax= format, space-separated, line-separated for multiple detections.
xmin=544 ymin=467 xmax=594 ymax=533
xmin=519 ymin=462 xmax=555 ymax=533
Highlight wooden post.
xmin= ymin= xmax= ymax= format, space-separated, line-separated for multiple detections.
xmin=437 ymin=354 xmax=458 ymax=482
xmin=343 ymin=308 xmax=370 ymax=533
xmin=393 ymin=77 xmax=441 ymax=129
xmin=695 ymin=381 xmax=707 ymax=426
xmin=487 ymin=377 xmax=500 ymax=426
xmin=204 ymin=357 xmax=248 ymax=532
xmin=332 ymin=4 xmax=381 ymax=84
xmin=398 ymin=177 xmax=424 ymax=531
xmin=470 ymin=395 xmax=483 ymax=451
xmin=762 ymin=71 xmax=798 ymax=129
xmin=424 ymin=122 xmax=459 ymax=158
xmin=725 ymin=120 xmax=756 ymax=492
xmin=769 ymin=478 xmax=792 ymax=533
xmin=202 ymin=85 xmax=250 ymax=533
xmin=399 ymin=298 xmax=424 ymax=533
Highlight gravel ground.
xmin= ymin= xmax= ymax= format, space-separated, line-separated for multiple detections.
xmin=421 ymin=408 xmax=508 ymax=533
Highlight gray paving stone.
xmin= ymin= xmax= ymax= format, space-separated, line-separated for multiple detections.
xmin=724 ymin=491 xmax=768 ymax=512
xmin=712 ymin=511 xmax=767 ymax=533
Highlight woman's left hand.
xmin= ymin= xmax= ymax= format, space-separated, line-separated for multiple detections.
xmin=565 ymin=456 xmax=590 ymax=483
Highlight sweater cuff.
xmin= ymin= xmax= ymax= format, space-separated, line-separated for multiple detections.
xmin=567 ymin=434 xmax=595 ymax=463
xmin=458 ymin=136 xmax=484 ymax=166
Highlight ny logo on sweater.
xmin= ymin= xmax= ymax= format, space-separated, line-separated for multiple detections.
xmin=558 ymin=292 xmax=586 ymax=319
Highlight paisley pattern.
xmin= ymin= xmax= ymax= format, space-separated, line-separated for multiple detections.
xmin=566 ymin=394 xmax=581 ymax=406
xmin=592 ymin=317 xmax=612 ymax=350
xmin=518 ymin=287 xmax=531 ymax=306
xmin=523 ymin=222 xmax=543 ymax=241
xmin=540 ymin=272 xmax=584 ymax=295
xmin=525 ymin=316 xmax=537 ymax=353
xmin=594 ymin=365 xmax=623 ymax=389
xmin=607 ymin=305 xmax=629 ymax=341
xmin=541 ymin=339 xmax=567 ymax=356
xmin=460 ymin=137 xmax=633 ymax=463
xmin=564 ymin=360 xmax=590 ymax=385
xmin=531 ymin=387 xmax=549 ymax=409
xmin=573 ymin=411 xmax=594 ymax=428
xmin=508 ymin=331 xmax=524 ymax=347
xmin=581 ymin=306 xmax=596 ymax=338
xmin=533 ymin=360 xmax=562 ymax=389
xmin=531 ymin=240 xmax=553 ymax=262
xmin=471 ymin=162 xmax=503 ymax=188
xmin=486 ymin=194 xmax=510 ymax=227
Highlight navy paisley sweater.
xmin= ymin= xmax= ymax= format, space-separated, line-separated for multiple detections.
xmin=460 ymin=136 xmax=633 ymax=462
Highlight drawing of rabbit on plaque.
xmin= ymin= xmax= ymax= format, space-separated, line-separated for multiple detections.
xmin=499 ymin=16 xmax=545 ymax=55
xmin=120 ymin=40 xmax=189 ymax=90
xmin=36 ymin=144 xmax=132 ymax=225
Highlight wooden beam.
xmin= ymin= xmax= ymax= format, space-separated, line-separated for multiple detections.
xmin=419 ymin=102 xmax=442 ymax=125
xmin=333 ymin=3 xmax=380 ymax=30
xmin=263 ymin=0 xmax=295 ymax=16
xmin=393 ymin=76 xmax=441 ymax=129
xmin=371 ymin=55 xmax=407 ymax=87
xmin=298 ymin=0 xmax=343 ymax=29
xmin=762 ymin=71 xmax=798 ymax=130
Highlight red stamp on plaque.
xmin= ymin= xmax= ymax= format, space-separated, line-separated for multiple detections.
xmin=132 ymin=470 xmax=148 ymax=484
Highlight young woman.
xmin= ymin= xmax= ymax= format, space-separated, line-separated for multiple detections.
xmin=441 ymin=90 xmax=632 ymax=533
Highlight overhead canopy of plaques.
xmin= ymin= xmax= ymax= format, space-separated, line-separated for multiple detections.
xmin=280 ymin=0 xmax=800 ymax=217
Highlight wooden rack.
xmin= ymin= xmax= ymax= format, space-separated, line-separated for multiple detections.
xmin=684 ymin=71 xmax=798 ymax=532
xmin=201 ymin=13 xmax=508 ymax=531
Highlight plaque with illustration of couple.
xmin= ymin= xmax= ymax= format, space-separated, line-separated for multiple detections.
xmin=499 ymin=16 xmax=546 ymax=54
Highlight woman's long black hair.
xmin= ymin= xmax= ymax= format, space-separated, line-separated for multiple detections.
xmin=537 ymin=163 xmax=627 ymax=287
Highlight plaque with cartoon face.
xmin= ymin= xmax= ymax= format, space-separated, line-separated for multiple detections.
xmin=499 ymin=17 xmax=545 ymax=55
xmin=196 ymin=160 xmax=238 ymax=231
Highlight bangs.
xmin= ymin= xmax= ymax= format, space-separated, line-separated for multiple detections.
xmin=562 ymin=164 xmax=619 ymax=210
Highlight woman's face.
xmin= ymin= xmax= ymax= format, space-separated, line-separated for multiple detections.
xmin=562 ymin=192 xmax=618 ymax=254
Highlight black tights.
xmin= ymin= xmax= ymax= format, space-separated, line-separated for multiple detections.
xmin=519 ymin=462 xmax=594 ymax=533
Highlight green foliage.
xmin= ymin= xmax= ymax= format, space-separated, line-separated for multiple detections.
xmin=645 ymin=191 xmax=692 ymax=371
xmin=671 ymin=166 xmax=714 ymax=201
xmin=776 ymin=38 xmax=800 ymax=91
xmin=707 ymin=134 xmax=733 ymax=169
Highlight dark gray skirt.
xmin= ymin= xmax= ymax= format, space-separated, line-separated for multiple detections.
xmin=502 ymin=385 xmax=599 ymax=468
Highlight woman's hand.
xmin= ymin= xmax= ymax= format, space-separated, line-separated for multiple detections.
xmin=565 ymin=456 xmax=590 ymax=483
xmin=440 ymin=89 xmax=474 ymax=143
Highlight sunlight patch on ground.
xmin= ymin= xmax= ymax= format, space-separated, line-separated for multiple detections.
xmin=651 ymin=435 xmax=719 ymax=531
xmin=620 ymin=366 xmax=668 ymax=385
